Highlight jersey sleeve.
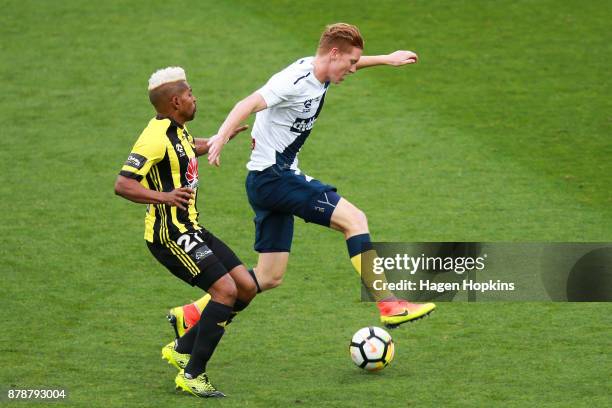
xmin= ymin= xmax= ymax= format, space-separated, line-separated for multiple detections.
xmin=256 ymin=71 xmax=298 ymax=108
xmin=119 ymin=132 xmax=165 ymax=181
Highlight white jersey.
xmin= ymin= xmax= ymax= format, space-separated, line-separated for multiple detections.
xmin=247 ymin=57 xmax=329 ymax=171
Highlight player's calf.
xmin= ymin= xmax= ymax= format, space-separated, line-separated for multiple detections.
xmin=181 ymin=273 xmax=235 ymax=383
xmin=168 ymin=265 xmax=259 ymax=337
xmin=258 ymin=274 xmax=283 ymax=290
xmin=328 ymin=197 xmax=438 ymax=323
xmin=251 ymin=251 xmax=290 ymax=291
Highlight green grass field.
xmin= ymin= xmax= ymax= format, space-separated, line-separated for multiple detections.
xmin=1 ymin=0 xmax=611 ymax=406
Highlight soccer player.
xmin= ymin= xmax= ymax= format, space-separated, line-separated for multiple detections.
xmin=114 ymin=67 xmax=255 ymax=398
xmin=169 ymin=23 xmax=435 ymax=336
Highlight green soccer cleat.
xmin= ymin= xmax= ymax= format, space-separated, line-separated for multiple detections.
xmin=161 ymin=340 xmax=190 ymax=370
xmin=175 ymin=369 xmax=225 ymax=398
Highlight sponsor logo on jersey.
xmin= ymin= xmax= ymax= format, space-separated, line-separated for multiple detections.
xmin=125 ymin=153 xmax=147 ymax=170
xmin=186 ymin=157 xmax=199 ymax=189
xmin=175 ymin=143 xmax=186 ymax=157
xmin=290 ymin=116 xmax=318 ymax=133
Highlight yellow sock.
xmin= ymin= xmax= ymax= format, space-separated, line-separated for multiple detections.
xmin=349 ymin=247 xmax=394 ymax=302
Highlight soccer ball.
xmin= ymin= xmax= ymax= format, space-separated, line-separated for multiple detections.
xmin=349 ymin=326 xmax=395 ymax=371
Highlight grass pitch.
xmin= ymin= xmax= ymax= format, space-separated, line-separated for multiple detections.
xmin=1 ymin=0 xmax=610 ymax=406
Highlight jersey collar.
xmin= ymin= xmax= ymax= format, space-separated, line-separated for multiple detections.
xmin=155 ymin=114 xmax=184 ymax=129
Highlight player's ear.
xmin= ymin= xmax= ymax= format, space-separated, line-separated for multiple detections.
xmin=329 ymin=47 xmax=340 ymax=60
xmin=170 ymin=95 xmax=180 ymax=110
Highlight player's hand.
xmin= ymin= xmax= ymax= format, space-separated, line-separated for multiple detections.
xmin=206 ymin=125 xmax=248 ymax=166
xmin=163 ymin=187 xmax=194 ymax=210
xmin=386 ymin=50 xmax=418 ymax=66
xmin=206 ymin=135 xmax=225 ymax=166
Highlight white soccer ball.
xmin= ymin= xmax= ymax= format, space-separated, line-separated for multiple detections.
xmin=349 ymin=326 xmax=395 ymax=371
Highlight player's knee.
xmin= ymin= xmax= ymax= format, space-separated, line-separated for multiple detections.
xmin=349 ymin=208 xmax=368 ymax=233
xmin=241 ymin=276 xmax=258 ymax=300
xmin=253 ymin=261 xmax=287 ymax=291
xmin=210 ymin=275 xmax=238 ymax=304
xmin=223 ymin=277 xmax=238 ymax=301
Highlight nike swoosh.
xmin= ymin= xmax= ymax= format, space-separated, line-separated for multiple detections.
xmin=390 ymin=310 xmax=410 ymax=317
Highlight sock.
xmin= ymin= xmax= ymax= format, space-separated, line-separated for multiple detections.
xmin=176 ymin=298 xmax=249 ymax=354
xmin=183 ymin=269 xmax=256 ymax=330
xmin=346 ymin=233 xmax=394 ymax=302
xmin=227 ymin=298 xmax=250 ymax=325
xmin=248 ymin=268 xmax=262 ymax=293
xmin=185 ymin=300 xmax=232 ymax=378
xmin=232 ymin=299 xmax=249 ymax=312
xmin=176 ymin=321 xmax=199 ymax=354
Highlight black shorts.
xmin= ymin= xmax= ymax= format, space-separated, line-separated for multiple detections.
xmin=147 ymin=229 xmax=242 ymax=291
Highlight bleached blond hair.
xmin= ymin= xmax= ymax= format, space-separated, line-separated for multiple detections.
xmin=148 ymin=66 xmax=187 ymax=91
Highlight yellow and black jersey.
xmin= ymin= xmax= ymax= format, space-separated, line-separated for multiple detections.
xmin=120 ymin=116 xmax=201 ymax=242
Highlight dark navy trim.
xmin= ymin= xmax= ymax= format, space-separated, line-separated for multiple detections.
xmin=293 ymin=72 xmax=311 ymax=85
xmin=275 ymin=90 xmax=327 ymax=168
xmin=258 ymin=248 xmax=291 ymax=253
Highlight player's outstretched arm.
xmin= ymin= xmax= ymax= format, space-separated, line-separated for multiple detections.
xmin=207 ymin=93 xmax=267 ymax=166
xmin=114 ymin=175 xmax=194 ymax=210
xmin=356 ymin=50 xmax=418 ymax=70
xmin=194 ymin=125 xmax=249 ymax=157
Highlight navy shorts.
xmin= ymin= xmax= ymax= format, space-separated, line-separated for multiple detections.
xmin=246 ymin=165 xmax=339 ymax=252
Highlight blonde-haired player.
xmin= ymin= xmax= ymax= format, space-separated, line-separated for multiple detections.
xmin=115 ymin=67 xmax=253 ymax=397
